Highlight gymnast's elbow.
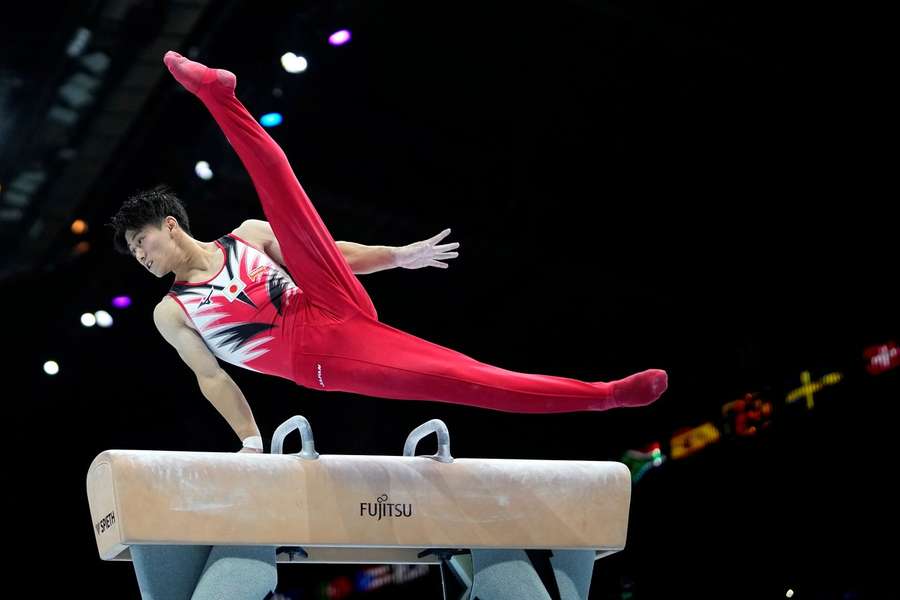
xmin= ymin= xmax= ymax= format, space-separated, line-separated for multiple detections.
xmin=195 ymin=368 xmax=232 ymax=394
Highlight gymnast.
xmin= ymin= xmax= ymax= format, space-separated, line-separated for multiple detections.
xmin=108 ymin=51 xmax=669 ymax=455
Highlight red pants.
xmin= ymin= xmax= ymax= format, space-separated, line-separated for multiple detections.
xmin=176 ymin=54 xmax=665 ymax=413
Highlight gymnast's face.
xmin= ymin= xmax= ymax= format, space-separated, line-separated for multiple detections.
xmin=126 ymin=218 xmax=176 ymax=278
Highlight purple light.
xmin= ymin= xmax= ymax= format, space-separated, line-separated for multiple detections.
xmin=328 ymin=30 xmax=352 ymax=46
xmin=112 ymin=295 xmax=132 ymax=309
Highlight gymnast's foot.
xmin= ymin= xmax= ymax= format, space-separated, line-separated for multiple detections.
xmin=605 ymin=369 xmax=668 ymax=408
xmin=163 ymin=50 xmax=236 ymax=97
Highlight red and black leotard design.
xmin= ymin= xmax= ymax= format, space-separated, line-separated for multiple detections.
xmin=168 ymin=234 xmax=301 ymax=381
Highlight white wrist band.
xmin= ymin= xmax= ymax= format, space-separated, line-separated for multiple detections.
xmin=242 ymin=435 xmax=263 ymax=450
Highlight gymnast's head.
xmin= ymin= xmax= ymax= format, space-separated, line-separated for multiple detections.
xmin=109 ymin=184 xmax=193 ymax=278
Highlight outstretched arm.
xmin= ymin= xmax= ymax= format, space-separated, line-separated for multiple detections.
xmin=338 ymin=228 xmax=460 ymax=274
xmin=153 ymin=297 xmax=262 ymax=452
xmin=236 ymin=219 xmax=459 ymax=275
xmin=334 ymin=241 xmax=398 ymax=275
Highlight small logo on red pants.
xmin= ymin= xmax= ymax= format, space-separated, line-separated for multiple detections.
xmin=316 ymin=363 xmax=325 ymax=388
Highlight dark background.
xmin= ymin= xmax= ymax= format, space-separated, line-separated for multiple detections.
xmin=2 ymin=1 xmax=893 ymax=598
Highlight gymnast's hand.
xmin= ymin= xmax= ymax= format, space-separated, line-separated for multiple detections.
xmin=394 ymin=228 xmax=460 ymax=269
xmin=238 ymin=447 xmax=263 ymax=454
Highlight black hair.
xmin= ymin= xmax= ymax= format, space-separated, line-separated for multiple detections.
xmin=108 ymin=185 xmax=191 ymax=255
